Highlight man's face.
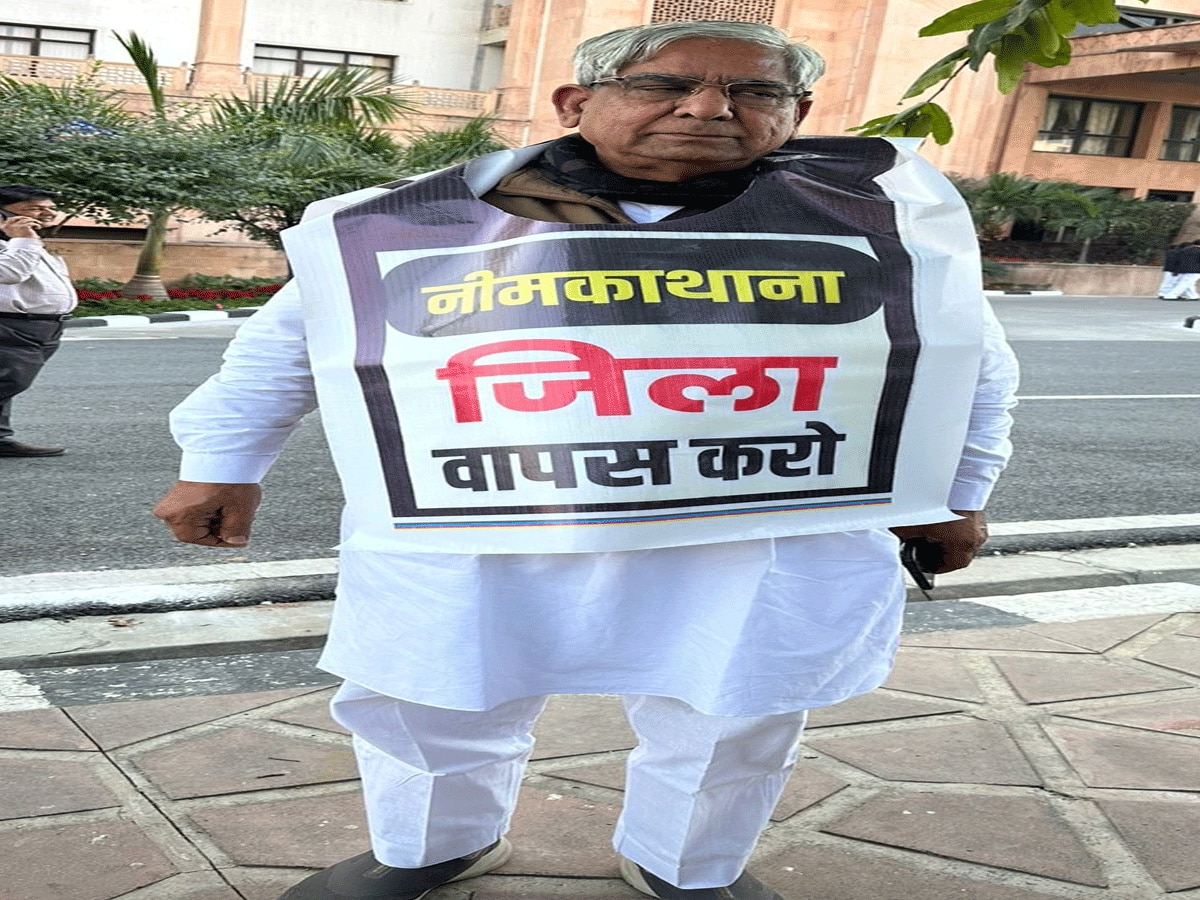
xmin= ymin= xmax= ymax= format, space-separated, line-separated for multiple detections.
xmin=552 ymin=38 xmax=810 ymax=182
xmin=1 ymin=198 xmax=60 ymax=227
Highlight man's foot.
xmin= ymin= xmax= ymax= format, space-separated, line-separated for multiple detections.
xmin=0 ymin=440 xmax=65 ymax=457
xmin=619 ymin=858 xmax=784 ymax=899
xmin=278 ymin=838 xmax=512 ymax=899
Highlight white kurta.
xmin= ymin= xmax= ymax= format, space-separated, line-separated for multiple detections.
xmin=171 ymin=180 xmax=1018 ymax=718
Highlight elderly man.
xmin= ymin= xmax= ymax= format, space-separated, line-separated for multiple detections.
xmin=0 ymin=184 xmax=76 ymax=457
xmin=154 ymin=21 xmax=1018 ymax=900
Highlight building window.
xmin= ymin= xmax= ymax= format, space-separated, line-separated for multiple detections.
xmin=1072 ymin=5 xmax=1200 ymax=35
xmin=1161 ymin=106 xmax=1200 ymax=163
xmin=1033 ymin=96 xmax=1142 ymax=157
xmin=1146 ymin=189 xmax=1195 ymax=202
xmin=252 ymin=44 xmax=394 ymax=79
xmin=1114 ymin=5 xmax=1199 ymax=27
xmin=0 ymin=23 xmax=93 ymax=59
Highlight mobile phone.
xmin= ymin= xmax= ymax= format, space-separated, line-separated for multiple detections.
xmin=0 ymin=209 xmax=11 ymax=220
xmin=900 ymin=538 xmax=943 ymax=591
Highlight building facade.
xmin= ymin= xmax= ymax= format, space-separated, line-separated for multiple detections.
xmin=3 ymin=0 xmax=511 ymax=132
xmin=487 ymin=0 xmax=1200 ymax=207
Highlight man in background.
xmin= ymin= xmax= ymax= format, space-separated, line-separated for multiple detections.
xmin=0 ymin=184 xmax=76 ymax=457
xmin=1161 ymin=239 xmax=1200 ymax=300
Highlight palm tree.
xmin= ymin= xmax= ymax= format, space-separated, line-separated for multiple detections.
xmin=205 ymin=64 xmax=417 ymax=164
xmin=114 ymin=31 xmax=175 ymax=299
xmin=195 ymin=66 xmax=420 ymax=254
xmin=117 ymin=34 xmax=419 ymax=297
xmin=398 ymin=115 xmax=509 ymax=175
xmin=195 ymin=80 xmax=509 ymax=254
xmin=954 ymin=173 xmax=1062 ymax=241
xmin=1041 ymin=188 xmax=1140 ymax=263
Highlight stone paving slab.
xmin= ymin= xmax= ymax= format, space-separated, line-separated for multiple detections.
xmin=1094 ymin=799 xmax=1200 ymax=892
xmin=0 ymin=757 xmax=122 ymax=820
xmin=1137 ymin=634 xmax=1200 ymax=677
xmin=1042 ymin=721 xmax=1200 ymax=791
xmin=821 ymin=790 xmax=1108 ymax=885
xmin=0 ymin=707 xmax=96 ymax=751
xmin=881 ymin=649 xmax=987 ymax=701
xmin=1057 ymin=689 xmax=1200 ymax=736
xmin=1022 ymin=613 xmax=1169 ymax=651
xmin=2 ymin=610 xmax=1198 ymax=899
xmin=128 ymin=724 xmax=360 ymax=800
xmin=991 ymin=653 xmax=1190 ymax=704
xmin=67 ymin=688 xmax=321 ymax=750
xmin=0 ymin=818 xmax=182 ymax=900
xmin=807 ymin=718 xmax=1044 ymax=785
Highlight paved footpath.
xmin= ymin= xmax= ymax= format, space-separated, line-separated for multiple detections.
xmin=1 ymin=551 xmax=1199 ymax=899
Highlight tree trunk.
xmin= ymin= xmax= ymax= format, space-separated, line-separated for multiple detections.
xmin=1076 ymin=237 xmax=1092 ymax=264
xmin=121 ymin=211 xmax=171 ymax=299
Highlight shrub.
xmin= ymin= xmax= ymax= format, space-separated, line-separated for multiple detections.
xmin=72 ymin=276 xmax=125 ymax=292
xmin=955 ymin=173 xmax=1196 ymax=264
xmin=72 ymin=281 xmax=283 ymax=316
xmin=171 ymin=273 xmax=285 ymax=291
xmin=1108 ymin=202 xmax=1195 ymax=264
xmin=980 ymin=258 xmax=1008 ymax=283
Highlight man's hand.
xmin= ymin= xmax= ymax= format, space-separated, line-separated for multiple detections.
xmin=152 ymin=481 xmax=263 ymax=547
xmin=0 ymin=216 xmax=42 ymax=239
xmin=891 ymin=510 xmax=988 ymax=573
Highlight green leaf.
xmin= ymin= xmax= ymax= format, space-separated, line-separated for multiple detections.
xmin=901 ymin=48 xmax=971 ymax=98
xmin=1042 ymin=0 xmax=1079 ymax=34
xmin=920 ymin=0 xmax=1017 ymax=36
xmin=113 ymin=31 xmax=165 ymax=117
xmin=924 ymin=102 xmax=955 ymax=144
xmin=993 ymin=35 xmax=1030 ymax=92
xmin=903 ymin=109 xmax=935 ymax=137
xmin=966 ymin=0 xmax=1055 ymax=63
xmin=848 ymin=102 xmax=957 ymax=140
xmin=846 ymin=113 xmax=904 ymax=137
xmin=1061 ymin=0 xmax=1121 ymax=26
xmin=1023 ymin=9 xmax=1065 ymax=59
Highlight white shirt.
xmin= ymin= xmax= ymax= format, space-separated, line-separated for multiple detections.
xmin=170 ymin=178 xmax=1019 ymax=717
xmin=0 ymin=237 xmax=78 ymax=315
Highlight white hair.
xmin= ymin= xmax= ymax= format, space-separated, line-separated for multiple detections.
xmin=573 ymin=21 xmax=826 ymax=90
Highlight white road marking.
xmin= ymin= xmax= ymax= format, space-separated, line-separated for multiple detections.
xmin=973 ymin=582 xmax=1200 ymax=622
xmin=2 ymin=558 xmax=337 ymax=593
xmin=989 ymin=513 xmax=1200 ymax=535
xmin=1017 ymin=394 xmax=1200 ymax=400
xmin=0 ymin=670 xmax=52 ymax=710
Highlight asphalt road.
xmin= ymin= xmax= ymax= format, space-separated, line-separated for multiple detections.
xmin=0 ymin=295 xmax=1196 ymax=577
xmin=984 ymin=296 xmax=1199 ymax=527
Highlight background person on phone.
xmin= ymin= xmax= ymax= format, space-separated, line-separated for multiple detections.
xmin=0 ymin=184 xmax=77 ymax=457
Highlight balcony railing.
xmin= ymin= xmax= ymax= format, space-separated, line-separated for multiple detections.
xmin=1 ymin=54 xmax=186 ymax=91
xmin=411 ymin=86 xmax=495 ymax=112
xmin=4 ymin=55 xmax=498 ymax=119
xmin=243 ymin=71 xmax=495 ymax=112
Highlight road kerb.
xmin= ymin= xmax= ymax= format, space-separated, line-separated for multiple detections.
xmin=4 ymin=544 xmax=1199 ymax=670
